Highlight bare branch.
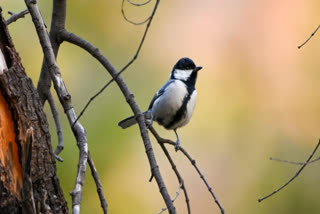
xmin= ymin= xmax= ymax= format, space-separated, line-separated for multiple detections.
xmin=149 ymin=126 xmax=190 ymax=213
xmin=298 ymin=24 xmax=320 ymax=49
xmin=127 ymin=0 xmax=153 ymax=6
xmin=67 ymin=0 xmax=160 ymax=126
xmin=6 ymin=9 xmax=29 ymax=25
xmin=121 ymin=0 xmax=152 ymax=25
xmin=24 ymin=1 xmax=88 ymax=213
xmin=37 ymin=0 xmax=67 ymax=104
xmin=47 ymin=91 xmax=64 ymax=162
xmin=258 ymin=139 xmax=320 ymax=202
xmin=88 ymin=152 xmax=108 ymax=214
xmin=269 ymin=155 xmax=320 ymax=165
xmin=149 ymin=127 xmax=225 ymax=214
xmin=59 ymin=29 xmax=176 ymax=213
xmin=157 ymin=183 xmax=183 ymax=214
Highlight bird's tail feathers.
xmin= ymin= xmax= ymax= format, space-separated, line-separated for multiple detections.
xmin=118 ymin=111 xmax=152 ymax=129
xmin=118 ymin=115 xmax=137 ymax=129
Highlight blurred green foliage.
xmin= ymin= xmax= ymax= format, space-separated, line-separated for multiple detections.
xmin=3 ymin=0 xmax=320 ymax=213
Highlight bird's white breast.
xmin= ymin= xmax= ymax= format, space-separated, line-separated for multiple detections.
xmin=151 ymin=80 xmax=188 ymax=126
xmin=151 ymin=80 xmax=197 ymax=129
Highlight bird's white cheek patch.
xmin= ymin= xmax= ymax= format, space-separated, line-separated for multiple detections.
xmin=174 ymin=69 xmax=193 ymax=81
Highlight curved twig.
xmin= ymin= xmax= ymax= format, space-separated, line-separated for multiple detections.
xmin=298 ymin=24 xmax=320 ymax=49
xmin=258 ymin=139 xmax=320 ymax=202
xmin=127 ymin=0 xmax=153 ymax=6
xmin=47 ymin=91 xmax=64 ymax=162
xmin=149 ymin=126 xmax=225 ymax=214
xmin=121 ymin=0 xmax=153 ymax=25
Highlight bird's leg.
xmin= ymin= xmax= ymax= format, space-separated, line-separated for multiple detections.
xmin=145 ymin=111 xmax=153 ymax=128
xmin=174 ymin=129 xmax=180 ymax=151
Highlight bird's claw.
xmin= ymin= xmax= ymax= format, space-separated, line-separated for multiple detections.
xmin=145 ymin=119 xmax=153 ymax=129
xmin=145 ymin=111 xmax=153 ymax=129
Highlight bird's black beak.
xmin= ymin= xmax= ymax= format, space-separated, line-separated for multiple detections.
xmin=193 ymin=66 xmax=202 ymax=72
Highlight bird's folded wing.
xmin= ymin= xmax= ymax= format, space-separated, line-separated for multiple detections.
xmin=148 ymin=79 xmax=174 ymax=110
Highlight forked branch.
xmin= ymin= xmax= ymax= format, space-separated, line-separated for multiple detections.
xmin=258 ymin=139 xmax=320 ymax=202
xmin=6 ymin=9 xmax=29 ymax=25
xmin=149 ymin=126 xmax=225 ymax=214
xmin=24 ymin=1 xmax=88 ymax=213
xmin=269 ymin=155 xmax=320 ymax=165
xmin=152 ymin=127 xmax=191 ymax=213
xmin=157 ymin=183 xmax=183 ymax=214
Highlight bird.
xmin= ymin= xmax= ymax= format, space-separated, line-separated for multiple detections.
xmin=118 ymin=57 xmax=202 ymax=151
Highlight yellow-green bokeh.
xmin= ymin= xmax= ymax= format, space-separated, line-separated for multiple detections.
xmin=2 ymin=0 xmax=320 ymax=213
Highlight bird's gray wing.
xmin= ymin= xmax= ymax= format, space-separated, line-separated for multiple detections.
xmin=119 ymin=80 xmax=174 ymax=129
xmin=148 ymin=79 xmax=174 ymax=110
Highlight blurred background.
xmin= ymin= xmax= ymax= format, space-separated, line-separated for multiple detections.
xmin=2 ymin=0 xmax=320 ymax=213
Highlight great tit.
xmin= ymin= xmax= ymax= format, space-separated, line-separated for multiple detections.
xmin=118 ymin=57 xmax=202 ymax=150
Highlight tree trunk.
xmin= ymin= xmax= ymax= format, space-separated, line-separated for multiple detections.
xmin=0 ymin=8 xmax=68 ymax=214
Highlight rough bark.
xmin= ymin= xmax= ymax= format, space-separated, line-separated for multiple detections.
xmin=0 ymin=8 xmax=68 ymax=214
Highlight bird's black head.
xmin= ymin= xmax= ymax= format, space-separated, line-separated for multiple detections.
xmin=170 ymin=57 xmax=202 ymax=83
xmin=174 ymin=57 xmax=196 ymax=70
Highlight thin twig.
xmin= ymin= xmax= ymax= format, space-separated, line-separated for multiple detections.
xmin=121 ymin=0 xmax=152 ymax=25
xmin=47 ymin=91 xmax=64 ymax=162
xmin=149 ymin=127 xmax=225 ymax=214
xmin=6 ymin=9 xmax=29 ymax=25
xmin=67 ymin=0 xmax=160 ymax=127
xmin=127 ymin=0 xmax=153 ymax=6
xmin=149 ymin=127 xmax=191 ymax=213
xmin=269 ymin=155 xmax=320 ymax=166
xmin=298 ymin=24 xmax=320 ymax=49
xmin=258 ymin=139 xmax=320 ymax=202
xmin=24 ymin=1 xmax=88 ymax=213
xmin=88 ymin=152 xmax=108 ymax=214
xmin=157 ymin=182 xmax=183 ymax=214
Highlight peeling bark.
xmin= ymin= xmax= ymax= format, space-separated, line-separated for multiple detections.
xmin=0 ymin=8 xmax=68 ymax=214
